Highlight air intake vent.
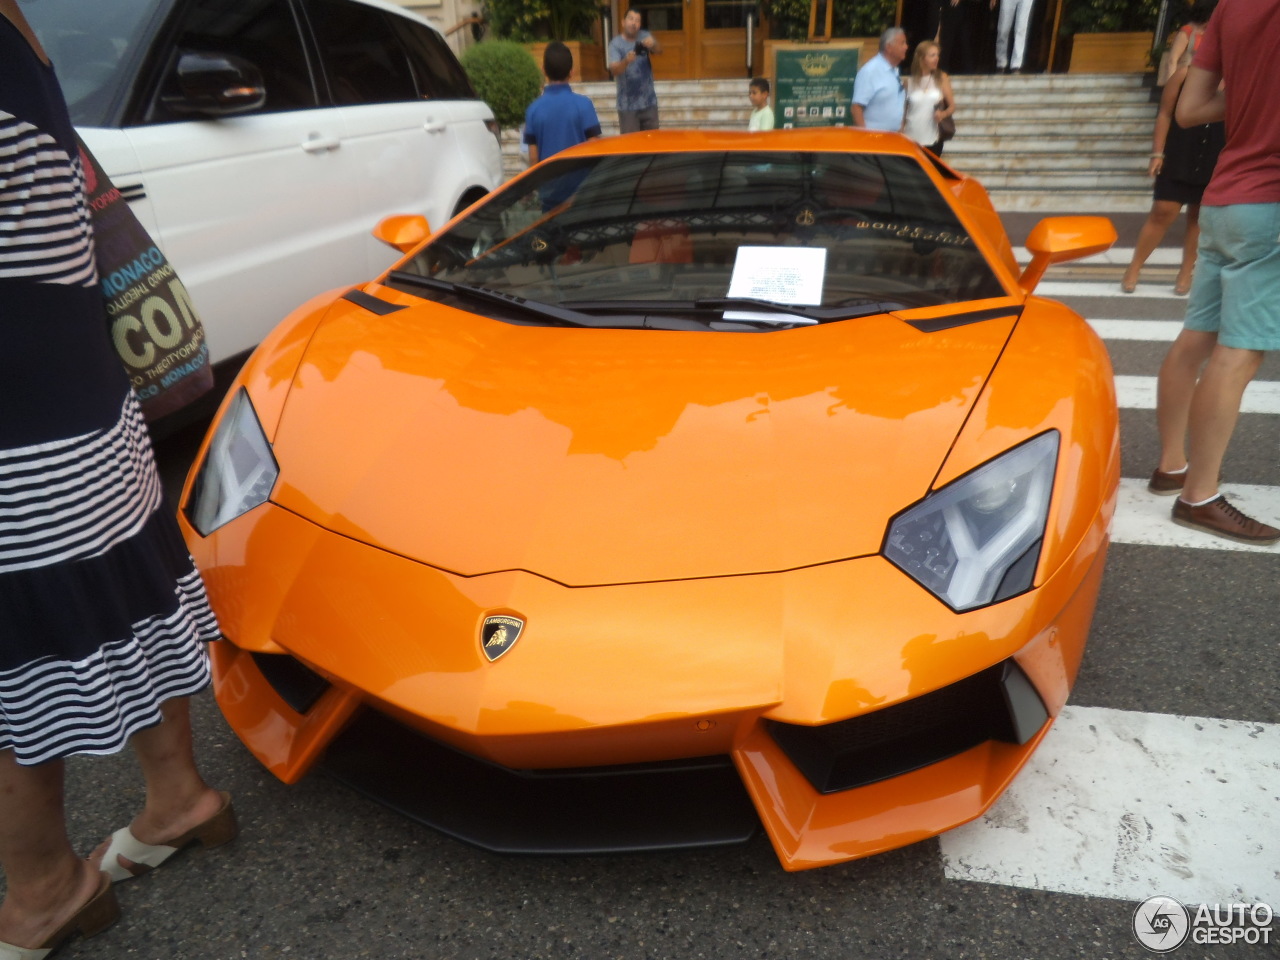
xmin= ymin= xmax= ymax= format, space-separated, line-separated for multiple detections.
xmin=767 ymin=658 xmax=1048 ymax=794
xmin=250 ymin=652 xmax=330 ymax=715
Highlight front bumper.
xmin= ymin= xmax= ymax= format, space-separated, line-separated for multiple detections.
xmin=187 ymin=501 xmax=1109 ymax=870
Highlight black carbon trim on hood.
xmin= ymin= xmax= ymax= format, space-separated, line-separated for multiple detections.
xmin=343 ymin=289 xmax=407 ymax=316
xmin=901 ymin=305 xmax=1023 ymax=333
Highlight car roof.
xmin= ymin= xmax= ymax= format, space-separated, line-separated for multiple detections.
xmin=549 ymin=128 xmax=940 ymax=160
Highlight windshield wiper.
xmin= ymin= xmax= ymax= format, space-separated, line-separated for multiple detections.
xmin=694 ymin=297 xmax=907 ymax=322
xmin=563 ymin=297 xmax=908 ymax=324
xmin=387 ymin=272 xmax=644 ymax=328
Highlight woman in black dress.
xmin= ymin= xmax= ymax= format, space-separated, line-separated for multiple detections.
xmin=1121 ymin=63 xmax=1226 ymax=295
xmin=0 ymin=2 xmax=231 ymax=954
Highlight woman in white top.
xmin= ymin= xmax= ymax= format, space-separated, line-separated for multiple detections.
xmin=902 ymin=40 xmax=955 ymax=156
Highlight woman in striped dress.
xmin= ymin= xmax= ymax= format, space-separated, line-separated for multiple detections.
xmin=1 ymin=3 xmax=230 ymax=954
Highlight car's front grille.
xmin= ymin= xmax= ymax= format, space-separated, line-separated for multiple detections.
xmin=319 ymin=709 xmax=761 ymax=855
xmin=767 ymin=658 xmax=1048 ymax=794
xmin=250 ymin=651 xmax=330 ymax=714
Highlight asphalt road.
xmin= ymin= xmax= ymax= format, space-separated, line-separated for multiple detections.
xmin=31 ymin=210 xmax=1279 ymax=960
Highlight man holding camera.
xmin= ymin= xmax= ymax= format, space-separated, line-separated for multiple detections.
xmin=608 ymin=8 xmax=663 ymax=132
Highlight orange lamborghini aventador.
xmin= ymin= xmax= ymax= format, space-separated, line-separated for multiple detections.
xmin=179 ymin=129 xmax=1120 ymax=871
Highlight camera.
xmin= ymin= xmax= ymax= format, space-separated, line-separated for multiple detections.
xmin=634 ymin=40 xmax=648 ymax=55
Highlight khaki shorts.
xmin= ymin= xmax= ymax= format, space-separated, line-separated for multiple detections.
xmin=618 ymin=105 xmax=659 ymax=134
xmin=1185 ymin=203 xmax=1280 ymax=351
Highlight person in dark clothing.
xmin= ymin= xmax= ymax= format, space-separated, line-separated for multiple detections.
xmin=937 ymin=0 xmax=972 ymax=73
xmin=0 ymin=2 xmax=232 ymax=955
xmin=1122 ymin=64 xmax=1226 ymax=296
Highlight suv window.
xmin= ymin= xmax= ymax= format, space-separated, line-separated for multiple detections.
xmin=391 ymin=19 xmax=477 ymax=101
xmin=307 ymin=0 xmax=418 ymax=105
xmin=22 ymin=0 xmax=167 ymax=126
xmin=148 ymin=0 xmax=317 ymax=122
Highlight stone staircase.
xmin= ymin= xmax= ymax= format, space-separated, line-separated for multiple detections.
xmin=944 ymin=74 xmax=1156 ymax=212
xmin=500 ymin=73 xmax=1158 ymax=213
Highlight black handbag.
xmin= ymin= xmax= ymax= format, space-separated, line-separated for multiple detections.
xmin=938 ymin=100 xmax=956 ymax=141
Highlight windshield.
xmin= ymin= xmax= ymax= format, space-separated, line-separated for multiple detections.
xmin=400 ymin=150 xmax=1005 ymax=319
xmin=22 ymin=0 xmax=166 ymax=125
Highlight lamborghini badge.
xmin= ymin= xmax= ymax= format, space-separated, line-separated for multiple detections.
xmin=481 ymin=615 xmax=524 ymax=661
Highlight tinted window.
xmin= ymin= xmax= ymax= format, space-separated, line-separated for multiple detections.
xmin=407 ymin=151 xmax=1005 ymax=316
xmin=391 ymin=19 xmax=477 ymax=100
xmin=307 ymin=0 xmax=418 ymax=105
xmin=704 ymin=0 xmax=754 ymax=28
xmin=628 ymin=0 xmax=682 ymax=30
xmin=148 ymin=0 xmax=316 ymax=121
xmin=23 ymin=0 xmax=167 ymax=126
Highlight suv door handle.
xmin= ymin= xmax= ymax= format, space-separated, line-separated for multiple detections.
xmin=302 ymin=134 xmax=341 ymax=153
xmin=423 ymin=119 xmax=447 ymax=134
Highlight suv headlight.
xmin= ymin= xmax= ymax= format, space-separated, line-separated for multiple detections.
xmin=884 ymin=432 xmax=1058 ymax=611
xmin=186 ymin=388 xmax=279 ymax=536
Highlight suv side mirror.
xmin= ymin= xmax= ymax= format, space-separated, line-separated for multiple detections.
xmin=1019 ymin=216 xmax=1117 ymax=294
xmin=163 ymin=51 xmax=266 ymax=116
xmin=373 ymin=215 xmax=432 ymax=254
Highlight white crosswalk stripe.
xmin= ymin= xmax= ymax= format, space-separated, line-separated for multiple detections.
xmin=1021 ymin=246 xmax=1184 ymax=267
xmin=941 ymin=705 xmax=1280 ymax=905
xmin=1088 ymin=319 xmax=1182 ymax=341
xmin=1037 ymin=280 xmax=1190 ymax=299
xmin=1114 ymin=375 xmax=1280 ymax=414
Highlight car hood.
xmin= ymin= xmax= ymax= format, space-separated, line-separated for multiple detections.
xmin=268 ymin=293 xmax=1017 ymax=585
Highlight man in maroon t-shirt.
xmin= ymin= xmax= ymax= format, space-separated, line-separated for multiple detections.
xmin=1147 ymin=0 xmax=1280 ymax=545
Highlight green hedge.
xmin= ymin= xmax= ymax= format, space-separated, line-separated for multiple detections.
xmin=461 ymin=41 xmax=543 ymax=129
xmin=764 ymin=0 xmax=897 ymax=43
xmin=485 ymin=0 xmax=598 ymax=42
xmin=1065 ymin=0 xmax=1162 ymax=34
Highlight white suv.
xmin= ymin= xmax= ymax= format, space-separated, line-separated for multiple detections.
xmin=26 ymin=0 xmax=503 ymax=366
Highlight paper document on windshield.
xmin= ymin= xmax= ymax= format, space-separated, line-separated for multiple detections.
xmin=725 ymin=247 xmax=827 ymax=325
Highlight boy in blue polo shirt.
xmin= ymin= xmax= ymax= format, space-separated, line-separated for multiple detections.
xmin=523 ymin=42 xmax=602 ymax=210
xmin=523 ymin=41 xmax=602 ymax=166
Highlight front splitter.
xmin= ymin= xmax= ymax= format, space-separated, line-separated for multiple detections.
xmin=319 ymin=708 xmax=761 ymax=855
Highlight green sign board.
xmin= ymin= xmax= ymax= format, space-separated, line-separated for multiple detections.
xmin=773 ymin=46 xmax=860 ymax=129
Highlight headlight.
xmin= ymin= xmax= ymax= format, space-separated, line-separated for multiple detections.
xmin=185 ymin=388 xmax=279 ymax=536
xmin=884 ymin=432 xmax=1059 ymax=611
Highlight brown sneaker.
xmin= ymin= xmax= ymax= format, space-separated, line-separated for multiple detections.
xmin=1172 ymin=496 xmax=1280 ymax=545
xmin=1148 ymin=468 xmax=1186 ymax=495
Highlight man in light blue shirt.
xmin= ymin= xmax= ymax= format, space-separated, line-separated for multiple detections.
xmin=852 ymin=27 xmax=907 ymax=131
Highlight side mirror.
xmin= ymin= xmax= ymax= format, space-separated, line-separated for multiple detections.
xmin=162 ymin=51 xmax=266 ymax=117
xmin=1018 ymin=216 xmax=1117 ymax=294
xmin=372 ymin=214 xmax=431 ymax=254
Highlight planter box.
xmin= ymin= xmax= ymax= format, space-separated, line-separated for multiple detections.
xmin=524 ymin=40 xmax=607 ymax=83
xmin=1068 ymin=31 xmax=1154 ymax=73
